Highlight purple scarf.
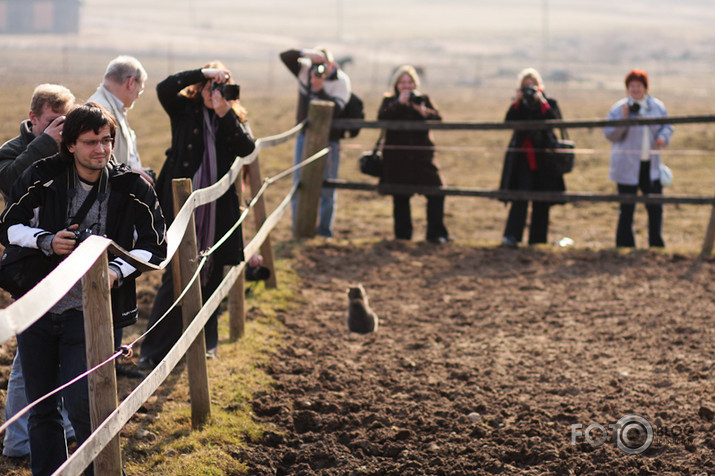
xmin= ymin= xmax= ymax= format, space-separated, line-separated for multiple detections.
xmin=194 ymin=108 xmax=218 ymax=279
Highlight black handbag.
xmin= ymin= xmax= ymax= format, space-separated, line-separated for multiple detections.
xmin=0 ymin=245 xmax=59 ymax=297
xmin=358 ymin=131 xmax=384 ymax=178
xmin=547 ymin=129 xmax=575 ymax=175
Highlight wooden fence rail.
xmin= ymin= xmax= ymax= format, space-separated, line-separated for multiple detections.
xmin=324 ymin=114 xmax=715 ymax=257
xmin=332 ymin=114 xmax=715 ymax=132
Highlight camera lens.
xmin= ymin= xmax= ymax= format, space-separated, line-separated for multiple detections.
xmin=210 ymin=82 xmax=240 ymax=101
xmin=312 ymin=63 xmax=327 ymax=77
xmin=410 ymin=92 xmax=425 ymax=105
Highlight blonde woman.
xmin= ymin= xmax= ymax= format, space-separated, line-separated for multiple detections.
xmin=499 ymin=67 xmax=565 ymax=248
xmin=138 ymin=62 xmax=255 ymax=369
xmin=377 ymin=65 xmax=450 ymax=244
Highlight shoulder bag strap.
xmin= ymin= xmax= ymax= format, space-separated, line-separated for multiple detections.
xmin=373 ymin=129 xmax=385 ymax=153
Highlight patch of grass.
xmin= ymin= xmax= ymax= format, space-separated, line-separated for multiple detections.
xmin=121 ymin=260 xmax=301 ymax=476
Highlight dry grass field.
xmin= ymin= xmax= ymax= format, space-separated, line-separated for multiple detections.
xmin=1 ymin=1 xmax=714 ymax=474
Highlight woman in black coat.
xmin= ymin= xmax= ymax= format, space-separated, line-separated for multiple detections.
xmin=378 ymin=64 xmax=449 ymax=243
xmin=139 ymin=61 xmax=255 ymax=368
xmin=499 ymin=68 xmax=565 ymax=248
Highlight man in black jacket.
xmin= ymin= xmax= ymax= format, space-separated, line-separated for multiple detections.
xmin=0 ymin=83 xmax=77 ymax=459
xmin=0 ymin=103 xmax=166 ymax=476
xmin=0 ymin=83 xmax=75 ymax=198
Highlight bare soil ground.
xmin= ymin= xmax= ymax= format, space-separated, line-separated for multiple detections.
xmin=237 ymin=240 xmax=714 ymax=475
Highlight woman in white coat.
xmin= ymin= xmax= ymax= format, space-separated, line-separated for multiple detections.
xmin=604 ymin=69 xmax=673 ymax=247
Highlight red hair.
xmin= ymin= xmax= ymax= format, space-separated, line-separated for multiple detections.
xmin=625 ymin=69 xmax=648 ymax=89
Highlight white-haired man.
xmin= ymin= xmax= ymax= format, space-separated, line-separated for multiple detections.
xmin=89 ymin=55 xmax=155 ymax=185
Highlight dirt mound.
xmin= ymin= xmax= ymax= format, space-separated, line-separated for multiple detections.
xmin=240 ymin=241 xmax=714 ymax=475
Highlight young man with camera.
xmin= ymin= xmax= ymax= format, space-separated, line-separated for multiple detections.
xmin=280 ymin=47 xmax=352 ymax=238
xmin=0 ymin=102 xmax=167 ymax=476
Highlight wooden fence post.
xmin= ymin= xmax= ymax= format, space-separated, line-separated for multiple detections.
xmin=82 ymin=251 xmax=122 ymax=475
xmin=293 ymin=100 xmax=335 ymax=239
xmin=246 ymin=158 xmax=278 ymax=288
xmin=701 ymin=200 xmax=715 ymax=257
xmin=229 ymin=167 xmax=246 ymax=341
xmin=172 ymin=178 xmax=211 ymax=428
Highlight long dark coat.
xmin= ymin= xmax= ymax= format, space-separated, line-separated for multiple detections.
xmin=499 ymin=96 xmax=566 ymax=198
xmin=155 ymin=69 xmax=255 ymax=266
xmin=377 ymin=94 xmax=443 ymax=190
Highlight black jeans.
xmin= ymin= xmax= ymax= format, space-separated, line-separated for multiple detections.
xmin=502 ymin=155 xmax=552 ymax=245
xmin=17 ymin=309 xmax=93 ymax=476
xmin=616 ymin=161 xmax=664 ymax=247
xmin=504 ymin=199 xmax=551 ymax=244
xmin=140 ymin=261 xmax=223 ymax=364
xmin=393 ymin=194 xmax=449 ymax=241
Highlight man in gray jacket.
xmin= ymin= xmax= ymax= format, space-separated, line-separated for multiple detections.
xmin=280 ymin=47 xmax=351 ymax=238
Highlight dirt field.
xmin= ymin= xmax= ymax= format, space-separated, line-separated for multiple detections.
xmin=233 ymin=239 xmax=714 ymax=475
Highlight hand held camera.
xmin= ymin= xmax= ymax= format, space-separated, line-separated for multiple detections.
xmin=70 ymin=228 xmax=93 ymax=245
xmin=211 ymin=82 xmax=240 ymax=101
xmin=521 ymin=85 xmax=539 ymax=101
xmin=311 ymin=63 xmax=327 ymax=78
xmin=409 ymin=92 xmax=425 ymax=105
xmin=628 ymin=102 xmax=641 ymax=114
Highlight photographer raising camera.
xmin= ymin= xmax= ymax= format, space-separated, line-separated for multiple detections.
xmin=498 ymin=67 xmax=566 ymax=248
xmin=377 ymin=64 xmax=450 ymax=244
xmin=603 ymin=69 xmax=672 ymax=248
xmin=137 ymin=61 xmax=256 ymax=369
xmin=280 ymin=46 xmax=352 ymax=238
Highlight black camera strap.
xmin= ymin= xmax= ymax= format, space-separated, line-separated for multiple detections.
xmin=68 ymin=183 xmax=99 ymax=228
xmin=372 ymin=129 xmax=385 ymax=154
xmin=66 ymin=166 xmax=109 ymax=227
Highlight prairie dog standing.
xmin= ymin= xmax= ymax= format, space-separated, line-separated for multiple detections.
xmin=346 ymin=284 xmax=379 ymax=334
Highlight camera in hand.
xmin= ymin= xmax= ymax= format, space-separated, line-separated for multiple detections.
xmin=628 ymin=102 xmax=641 ymax=114
xmin=145 ymin=168 xmax=157 ymax=183
xmin=521 ymin=85 xmax=539 ymax=102
xmin=211 ymin=82 xmax=240 ymax=101
xmin=409 ymin=92 xmax=425 ymax=105
xmin=311 ymin=63 xmax=327 ymax=77
xmin=71 ymin=228 xmax=93 ymax=244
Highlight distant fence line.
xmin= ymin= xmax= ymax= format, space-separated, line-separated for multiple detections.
xmin=324 ymin=180 xmax=715 ymax=206
xmin=332 ymin=114 xmax=715 ymax=131
xmin=325 ymin=109 xmax=715 ymax=256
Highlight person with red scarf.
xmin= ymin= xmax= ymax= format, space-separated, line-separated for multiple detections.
xmin=499 ymin=68 xmax=566 ymax=248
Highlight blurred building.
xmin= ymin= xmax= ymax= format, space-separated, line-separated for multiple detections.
xmin=0 ymin=0 xmax=80 ymax=34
